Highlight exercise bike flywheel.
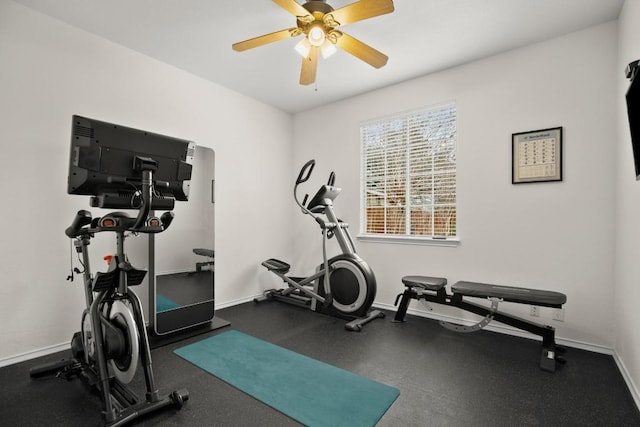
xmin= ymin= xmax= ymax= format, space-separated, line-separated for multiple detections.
xmin=107 ymin=300 xmax=140 ymax=384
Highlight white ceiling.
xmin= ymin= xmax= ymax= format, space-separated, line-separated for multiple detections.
xmin=14 ymin=0 xmax=624 ymax=113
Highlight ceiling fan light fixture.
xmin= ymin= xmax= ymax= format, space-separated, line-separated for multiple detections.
xmin=320 ymin=41 xmax=337 ymax=59
xmin=295 ymin=37 xmax=312 ymax=57
xmin=308 ymin=25 xmax=326 ymax=47
xmin=232 ymin=0 xmax=395 ymax=85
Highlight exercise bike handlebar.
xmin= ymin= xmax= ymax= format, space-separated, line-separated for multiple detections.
xmin=65 ymin=210 xmax=93 ymax=238
xmin=65 ymin=157 xmax=177 ymax=238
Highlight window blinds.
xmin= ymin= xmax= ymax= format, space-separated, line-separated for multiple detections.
xmin=361 ymin=104 xmax=457 ymax=238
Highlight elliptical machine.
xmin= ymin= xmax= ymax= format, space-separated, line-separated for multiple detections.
xmin=258 ymin=160 xmax=384 ymax=331
xmin=30 ymin=157 xmax=188 ymax=426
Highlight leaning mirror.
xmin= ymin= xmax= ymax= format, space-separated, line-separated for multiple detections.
xmin=149 ymin=145 xmax=226 ymax=340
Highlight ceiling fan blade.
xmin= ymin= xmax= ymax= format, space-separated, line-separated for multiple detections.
xmin=326 ymin=0 xmax=394 ymax=26
xmin=232 ymin=28 xmax=301 ymax=52
xmin=273 ymin=0 xmax=312 ymax=18
xmin=300 ymin=47 xmax=319 ymax=85
xmin=334 ymin=32 xmax=388 ymax=68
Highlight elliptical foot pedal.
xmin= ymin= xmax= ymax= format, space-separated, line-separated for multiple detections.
xmin=261 ymin=258 xmax=291 ymax=274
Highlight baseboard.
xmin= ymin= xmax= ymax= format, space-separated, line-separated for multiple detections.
xmin=215 ymin=295 xmax=258 ymax=310
xmin=157 ymin=268 xmax=198 ymax=276
xmin=613 ymin=351 xmax=640 ymax=411
xmin=0 ymin=342 xmax=70 ymax=368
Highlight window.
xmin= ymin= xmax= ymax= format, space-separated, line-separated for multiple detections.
xmin=360 ymin=104 xmax=457 ymax=240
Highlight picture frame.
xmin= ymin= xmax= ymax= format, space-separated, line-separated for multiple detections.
xmin=512 ymin=127 xmax=563 ymax=184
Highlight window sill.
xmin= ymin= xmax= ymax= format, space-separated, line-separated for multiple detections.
xmin=356 ymin=234 xmax=461 ymax=247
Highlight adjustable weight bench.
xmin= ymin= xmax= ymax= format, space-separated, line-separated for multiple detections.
xmin=394 ymin=276 xmax=567 ymax=372
xmin=193 ymin=248 xmax=214 ymax=272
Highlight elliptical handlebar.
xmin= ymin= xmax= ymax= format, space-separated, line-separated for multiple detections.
xmin=296 ymin=159 xmax=315 ymax=185
xmin=294 ymin=160 xmax=316 ymax=217
xmin=294 ymin=159 xmax=341 ymax=223
xmin=327 ymin=171 xmax=335 ymax=186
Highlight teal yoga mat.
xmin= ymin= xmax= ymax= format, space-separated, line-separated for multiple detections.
xmin=174 ymin=330 xmax=400 ymax=427
xmin=156 ymin=293 xmax=180 ymax=312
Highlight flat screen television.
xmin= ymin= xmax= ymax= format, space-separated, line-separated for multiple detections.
xmin=626 ymin=60 xmax=640 ymax=180
xmin=68 ymin=115 xmax=194 ymax=208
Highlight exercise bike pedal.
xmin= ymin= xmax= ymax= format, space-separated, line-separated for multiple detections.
xmin=170 ymin=388 xmax=190 ymax=409
xmin=58 ymin=361 xmax=84 ymax=381
xmin=29 ymin=359 xmax=77 ymax=379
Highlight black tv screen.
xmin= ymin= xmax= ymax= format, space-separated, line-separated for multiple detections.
xmin=626 ymin=60 xmax=640 ymax=180
xmin=68 ymin=115 xmax=194 ymax=208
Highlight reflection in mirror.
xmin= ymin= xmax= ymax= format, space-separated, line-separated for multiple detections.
xmin=149 ymin=146 xmax=228 ymax=341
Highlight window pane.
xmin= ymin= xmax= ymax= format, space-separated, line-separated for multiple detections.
xmin=366 ymin=207 xmax=386 ymax=234
xmin=410 ymin=207 xmax=433 ymax=236
xmin=409 ymin=175 xmax=433 ymax=207
xmin=361 ymin=104 xmax=456 ymax=238
xmin=385 ymin=206 xmax=405 ymax=234
xmin=386 ymin=175 xmax=406 ymax=207
xmin=434 ymin=206 xmax=457 ymax=236
xmin=433 ymin=172 xmax=456 ymax=204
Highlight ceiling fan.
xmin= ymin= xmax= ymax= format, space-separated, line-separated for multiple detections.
xmin=232 ymin=0 xmax=395 ymax=85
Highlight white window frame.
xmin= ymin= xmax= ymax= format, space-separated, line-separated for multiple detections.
xmin=359 ymin=103 xmax=458 ymax=246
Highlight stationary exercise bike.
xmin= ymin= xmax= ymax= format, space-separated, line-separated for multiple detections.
xmin=31 ymin=159 xmax=188 ymax=426
xmin=259 ymin=160 xmax=384 ymax=331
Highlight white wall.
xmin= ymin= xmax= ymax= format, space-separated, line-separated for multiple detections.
xmin=615 ymin=0 xmax=640 ymax=407
xmin=2 ymin=2 xmax=637 ymax=403
xmin=292 ymin=22 xmax=618 ymax=348
xmin=0 ymin=0 xmax=293 ymax=361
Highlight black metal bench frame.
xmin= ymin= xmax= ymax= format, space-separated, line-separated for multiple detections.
xmin=394 ymin=276 xmax=567 ymax=372
xmin=193 ymin=248 xmax=214 ymax=272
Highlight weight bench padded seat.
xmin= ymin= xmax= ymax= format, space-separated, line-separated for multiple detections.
xmin=193 ymin=248 xmax=214 ymax=258
xmin=452 ymin=281 xmax=566 ymax=308
xmin=401 ymin=275 xmax=447 ymax=291
xmin=193 ymin=248 xmax=214 ymax=272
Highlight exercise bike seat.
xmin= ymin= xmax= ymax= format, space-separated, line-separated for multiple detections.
xmin=262 ymin=258 xmax=291 ymax=274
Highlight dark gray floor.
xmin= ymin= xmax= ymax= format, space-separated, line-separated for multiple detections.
xmin=1 ymin=301 xmax=639 ymax=426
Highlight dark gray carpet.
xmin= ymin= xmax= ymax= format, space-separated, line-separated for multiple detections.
xmin=1 ymin=301 xmax=638 ymax=426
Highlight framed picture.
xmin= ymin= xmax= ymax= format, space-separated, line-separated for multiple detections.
xmin=512 ymin=127 xmax=562 ymax=184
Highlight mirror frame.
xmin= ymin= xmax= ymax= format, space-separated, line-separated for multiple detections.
xmin=147 ymin=146 xmax=228 ymax=341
